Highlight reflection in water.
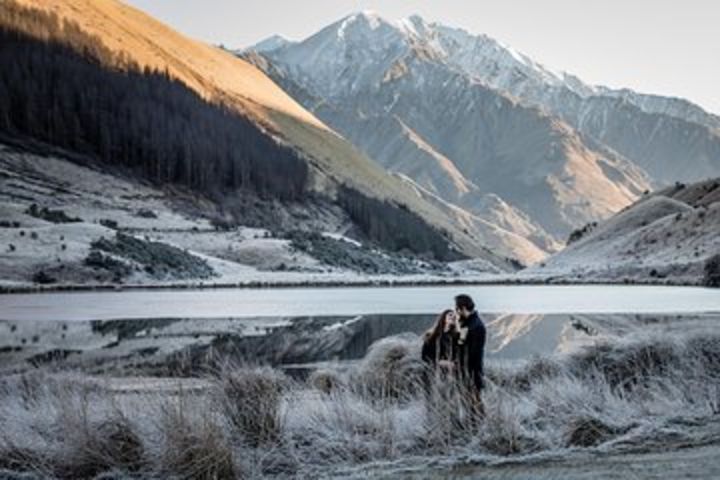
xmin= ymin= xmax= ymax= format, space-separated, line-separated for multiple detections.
xmin=0 ymin=312 xmax=680 ymax=373
xmin=326 ymin=313 xmax=596 ymax=362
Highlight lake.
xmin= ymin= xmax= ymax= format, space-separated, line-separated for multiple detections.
xmin=1 ymin=285 xmax=720 ymax=322
xmin=2 ymin=285 xmax=720 ymax=480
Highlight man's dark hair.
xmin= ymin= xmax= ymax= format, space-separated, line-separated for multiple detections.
xmin=455 ymin=294 xmax=475 ymax=312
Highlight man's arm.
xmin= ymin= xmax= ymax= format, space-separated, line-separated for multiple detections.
xmin=469 ymin=323 xmax=486 ymax=390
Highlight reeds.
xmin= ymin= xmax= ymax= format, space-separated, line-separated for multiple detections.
xmin=1 ymin=330 xmax=719 ymax=478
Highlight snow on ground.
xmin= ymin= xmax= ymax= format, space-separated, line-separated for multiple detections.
xmin=0 ymin=144 xmax=500 ymax=289
xmin=521 ymin=180 xmax=720 ymax=285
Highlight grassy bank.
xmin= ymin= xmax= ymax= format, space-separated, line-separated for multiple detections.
xmin=1 ymin=330 xmax=720 ymax=479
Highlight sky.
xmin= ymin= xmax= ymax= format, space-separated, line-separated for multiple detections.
xmin=125 ymin=1 xmax=719 ymax=114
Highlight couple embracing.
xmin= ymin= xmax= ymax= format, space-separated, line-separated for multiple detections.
xmin=422 ymin=294 xmax=486 ymax=402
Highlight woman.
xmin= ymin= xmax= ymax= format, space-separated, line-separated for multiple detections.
xmin=421 ymin=309 xmax=459 ymax=371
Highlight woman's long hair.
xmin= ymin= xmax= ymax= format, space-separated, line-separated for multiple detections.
xmin=425 ymin=309 xmax=454 ymax=344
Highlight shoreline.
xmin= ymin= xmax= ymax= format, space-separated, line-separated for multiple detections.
xmin=0 ymin=275 xmax=706 ymax=295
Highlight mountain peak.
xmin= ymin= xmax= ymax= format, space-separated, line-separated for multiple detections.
xmin=338 ymin=10 xmax=387 ymax=37
xmin=248 ymin=34 xmax=292 ymax=53
xmin=358 ymin=9 xmax=381 ymax=19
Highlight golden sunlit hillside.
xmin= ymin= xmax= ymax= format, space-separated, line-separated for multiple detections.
xmin=17 ymin=0 xmax=325 ymax=129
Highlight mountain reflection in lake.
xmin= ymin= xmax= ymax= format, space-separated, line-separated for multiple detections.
xmin=0 ymin=312 xmax=704 ymax=374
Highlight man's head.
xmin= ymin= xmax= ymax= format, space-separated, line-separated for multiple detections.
xmin=454 ymin=294 xmax=475 ymax=319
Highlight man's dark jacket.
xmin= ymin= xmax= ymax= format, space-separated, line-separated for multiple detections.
xmin=459 ymin=311 xmax=486 ymax=390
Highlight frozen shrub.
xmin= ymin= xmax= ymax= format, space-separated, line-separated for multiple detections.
xmin=489 ymin=356 xmax=563 ymax=392
xmin=218 ymin=367 xmax=288 ymax=447
xmin=31 ymin=270 xmax=55 ymax=285
xmin=568 ymin=335 xmax=680 ymax=391
xmin=565 ymin=416 xmax=622 ymax=447
xmin=55 ymin=416 xmax=145 ymax=478
xmin=287 ymin=230 xmax=434 ymax=275
xmin=567 ymin=221 xmax=598 ymax=245
xmin=479 ymin=398 xmax=540 ymax=455
xmin=0 ymin=446 xmax=46 ymax=474
xmin=308 ymin=369 xmax=343 ymax=394
xmin=25 ymin=204 xmax=81 ymax=223
xmin=210 ymin=218 xmax=234 ymax=231
xmin=84 ymin=251 xmax=132 ymax=280
xmin=91 ymin=233 xmax=215 ymax=280
xmin=159 ymin=408 xmax=236 ymax=480
xmin=99 ymin=219 xmax=119 ymax=230
xmin=704 ymin=254 xmax=720 ymax=288
xmin=353 ymin=334 xmax=425 ymax=399
xmin=135 ymin=209 xmax=157 ymax=219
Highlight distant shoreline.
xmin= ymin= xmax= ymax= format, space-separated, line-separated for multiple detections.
xmin=0 ymin=276 xmax=705 ymax=295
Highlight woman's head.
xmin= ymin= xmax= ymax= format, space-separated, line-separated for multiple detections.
xmin=426 ymin=309 xmax=456 ymax=342
xmin=441 ymin=310 xmax=457 ymax=331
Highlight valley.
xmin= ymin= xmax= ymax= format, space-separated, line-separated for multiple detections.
xmin=0 ymin=3 xmax=719 ymax=479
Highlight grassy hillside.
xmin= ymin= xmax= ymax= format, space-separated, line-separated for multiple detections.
xmin=526 ymin=179 xmax=720 ymax=285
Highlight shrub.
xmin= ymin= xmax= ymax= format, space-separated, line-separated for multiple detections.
xmin=25 ymin=204 xmax=81 ymax=223
xmin=218 ymin=367 xmax=287 ymax=447
xmin=353 ymin=334 xmax=425 ymax=399
xmin=210 ymin=218 xmax=234 ymax=231
xmin=84 ymin=250 xmax=133 ymax=280
xmin=567 ymin=222 xmax=598 ymax=245
xmin=565 ymin=416 xmax=622 ymax=447
xmin=0 ymin=446 xmax=46 ymax=473
xmin=158 ymin=407 xmax=236 ymax=480
xmin=287 ymin=230 xmax=439 ymax=275
xmin=31 ymin=270 xmax=56 ymax=284
xmin=308 ymin=369 xmax=344 ymax=394
xmin=55 ymin=416 xmax=145 ymax=478
xmin=90 ymin=233 xmax=215 ymax=280
xmin=704 ymin=254 xmax=720 ymax=288
xmin=135 ymin=209 xmax=157 ymax=219
xmin=99 ymin=219 xmax=119 ymax=230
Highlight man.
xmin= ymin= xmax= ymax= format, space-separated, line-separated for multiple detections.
xmin=455 ymin=294 xmax=486 ymax=395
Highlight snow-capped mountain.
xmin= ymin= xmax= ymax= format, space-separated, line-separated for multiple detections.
xmin=243 ymin=11 xmax=719 ymax=263
xmin=428 ymin=22 xmax=720 ymax=183
xmin=0 ymin=0 xmax=516 ymax=273
xmin=243 ymin=12 xmax=657 ymax=261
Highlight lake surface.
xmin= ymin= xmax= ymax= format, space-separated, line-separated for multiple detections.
xmin=1 ymin=285 xmax=719 ymax=322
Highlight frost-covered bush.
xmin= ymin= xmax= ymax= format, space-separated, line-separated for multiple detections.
xmin=157 ymin=404 xmax=236 ymax=479
xmin=31 ymin=270 xmax=56 ymax=284
xmin=704 ymin=254 xmax=720 ymax=288
xmin=91 ymin=233 xmax=215 ymax=280
xmin=25 ymin=204 xmax=81 ymax=224
xmin=308 ymin=369 xmax=344 ymax=394
xmin=84 ymin=250 xmax=133 ymax=280
xmin=352 ymin=334 xmax=426 ymax=399
xmin=218 ymin=367 xmax=288 ymax=447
